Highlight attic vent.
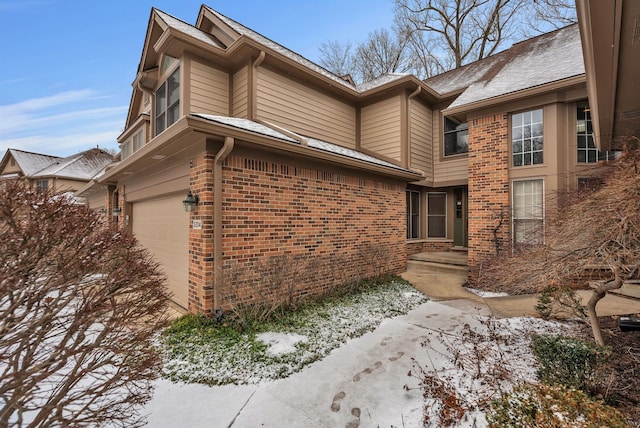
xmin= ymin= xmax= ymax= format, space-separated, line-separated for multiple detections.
xmin=634 ymin=16 xmax=640 ymax=45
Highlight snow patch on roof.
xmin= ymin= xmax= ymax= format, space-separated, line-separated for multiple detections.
xmin=191 ymin=114 xmax=413 ymax=173
xmin=192 ymin=114 xmax=298 ymax=142
xmin=33 ymin=149 xmax=115 ymax=180
xmin=9 ymin=149 xmax=61 ymax=176
xmin=155 ymin=9 xmax=224 ymax=49
xmin=425 ymin=54 xmax=506 ymax=96
xmin=357 ymin=73 xmax=411 ymax=92
xmin=448 ymin=25 xmax=584 ymax=109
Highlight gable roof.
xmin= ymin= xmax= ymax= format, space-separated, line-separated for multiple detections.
xmin=0 ymin=148 xmax=115 ymax=181
xmin=426 ymin=24 xmax=584 ymax=113
xmin=2 ymin=149 xmax=61 ymax=176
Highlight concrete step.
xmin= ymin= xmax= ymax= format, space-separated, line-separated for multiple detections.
xmin=408 ymin=251 xmax=468 ymax=266
xmin=406 ymin=259 xmax=469 ymax=276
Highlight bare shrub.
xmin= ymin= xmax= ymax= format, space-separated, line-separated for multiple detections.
xmin=0 ymin=180 xmax=170 ymax=427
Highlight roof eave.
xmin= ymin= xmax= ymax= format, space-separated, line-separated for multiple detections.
xmin=442 ymin=75 xmax=586 ymax=116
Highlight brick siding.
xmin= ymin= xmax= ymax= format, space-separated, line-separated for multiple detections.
xmin=188 ymin=151 xmax=408 ymax=314
xmin=406 ymin=240 xmax=455 ymax=255
xmin=467 ymin=114 xmax=510 ymax=282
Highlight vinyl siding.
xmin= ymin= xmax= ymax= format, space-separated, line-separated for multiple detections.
xmin=189 ymin=60 xmax=228 ymax=116
xmin=433 ymin=109 xmax=468 ymax=184
xmin=256 ymin=68 xmax=356 ymax=148
xmin=361 ymin=95 xmax=402 ymax=162
xmin=410 ymin=99 xmax=433 ymax=178
xmin=232 ymin=66 xmax=249 ymax=118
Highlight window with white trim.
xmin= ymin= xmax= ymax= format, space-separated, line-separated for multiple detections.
xmin=576 ymin=105 xmax=616 ymax=163
xmin=155 ymin=67 xmax=180 ymax=135
xmin=512 ymin=179 xmax=544 ymax=245
xmin=406 ymin=190 xmax=420 ymax=239
xmin=427 ymin=193 xmax=446 ymax=238
xmin=512 ymin=109 xmax=543 ymax=167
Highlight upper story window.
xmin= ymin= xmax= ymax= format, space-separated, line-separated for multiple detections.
xmin=121 ymin=129 xmax=144 ymax=160
xmin=512 ymin=109 xmax=543 ymax=167
xmin=133 ymin=129 xmax=144 ymax=152
xmin=577 ymin=106 xmax=597 ymax=163
xmin=155 ymin=67 xmax=180 ymax=136
xmin=444 ymin=117 xmax=468 ymax=156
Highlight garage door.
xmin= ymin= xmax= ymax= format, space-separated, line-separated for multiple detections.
xmin=132 ymin=193 xmax=189 ymax=309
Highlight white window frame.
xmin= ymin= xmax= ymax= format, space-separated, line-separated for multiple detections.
xmin=155 ymin=65 xmax=180 ymax=136
xmin=512 ymin=109 xmax=543 ymax=167
xmin=512 ymin=179 xmax=545 ymax=246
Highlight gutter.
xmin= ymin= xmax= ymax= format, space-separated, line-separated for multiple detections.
xmin=213 ymin=136 xmax=234 ymax=313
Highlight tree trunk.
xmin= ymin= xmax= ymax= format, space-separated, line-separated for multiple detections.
xmin=586 ymin=288 xmax=606 ymax=346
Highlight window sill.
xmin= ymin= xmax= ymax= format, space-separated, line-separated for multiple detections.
xmin=406 ymin=238 xmax=454 ymax=243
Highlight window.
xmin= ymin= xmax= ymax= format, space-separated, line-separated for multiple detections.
xmin=121 ymin=141 xmax=131 ymax=160
xmin=427 ymin=193 xmax=446 ymax=238
xmin=576 ymin=105 xmax=616 ymax=163
xmin=576 ymin=106 xmax=596 ymax=163
xmin=444 ymin=117 xmax=468 ymax=156
xmin=133 ymin=130 xmax=143 ymax=152
xmin=36 ymin=179 xmax=48 ymax=191
xmin=512 ymin=179 xmax=544 ymax=245
xmin=512 ymin=109 xmax=543 ymax=166
xmin=155 ymin=67 xmax=180 ymax=135
xmin=406 ymin=190 xmax=420 ymax=239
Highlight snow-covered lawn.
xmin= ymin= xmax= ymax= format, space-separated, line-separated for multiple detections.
xmin=160 ymin=278 xmax=428 ymax=385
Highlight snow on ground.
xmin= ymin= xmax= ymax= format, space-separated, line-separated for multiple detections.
xmin=148 ymin=281 xmax=576 ymax=427
xmin=465 ymin=287 xmax=511 ymax=298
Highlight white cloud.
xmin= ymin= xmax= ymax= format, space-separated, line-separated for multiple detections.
xmin=0 ymin=90 xmax=126 ymax=157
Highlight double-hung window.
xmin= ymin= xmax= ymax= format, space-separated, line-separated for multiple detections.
xmin=512 ymin=109 xmax=543 ymax=167
xmin=512 ymin=179 xmax=544 ymax=245
xmin=155 ymin=67 xmax=180 ymax=135
xmin=406 ymin=190 xmax=420 ymax=239
xmin=444 ymin=117 xmax=468 ymax=156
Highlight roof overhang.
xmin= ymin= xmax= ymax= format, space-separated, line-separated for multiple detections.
xmin=95 ymin=115 xmax=423 ymax=186
xmin=576 ymin=0 xmax=640 ymax=150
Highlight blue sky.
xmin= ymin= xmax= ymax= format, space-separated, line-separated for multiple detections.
xmin=0 ymin=1 xmax=395 ymax=158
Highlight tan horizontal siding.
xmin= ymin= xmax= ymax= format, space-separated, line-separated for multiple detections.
xmin=232 ymin=66 xmax=249 ymax=118
xmin=189 ymin=60 xmax=228 ymax=116
xmin=361 ymin=95 xmax=402 ymax=162
xmin=410 ymin=99 xmax=433 ymax=178
xmin=256 ymin=68 xmax=356 ymax=147
xmin=432 ymin=109 xmax=468 ymax=184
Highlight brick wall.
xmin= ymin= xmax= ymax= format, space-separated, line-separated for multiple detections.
xmin=188 ymin=151 xmax=216 ymax=313
xmin=467 ymin=114 xmax=510 ymax=282
xmin=406 ymin=240 xmax=455 ymax=255
xmin=212 ymin=154 xmax=407 ymax=311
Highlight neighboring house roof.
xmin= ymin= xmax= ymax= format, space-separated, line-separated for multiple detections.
xmin=33 ymin=148 xmax=117 ymax=180
xmin=425 ymin=24 xmax=584 ymax=110
xmin=1 ymin=148 xmax=116 ymax=181
xmin=4 ymin=149 xmax=62 ymax=176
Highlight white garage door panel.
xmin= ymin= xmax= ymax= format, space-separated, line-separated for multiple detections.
xmin=133 ymin=194 xmax=189 ymax=309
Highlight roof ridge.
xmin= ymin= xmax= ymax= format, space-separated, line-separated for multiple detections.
xmin=9 ymin=148 xmax=62 ymax=159
xmin=202 ymin=5 xmax=358 ymax=91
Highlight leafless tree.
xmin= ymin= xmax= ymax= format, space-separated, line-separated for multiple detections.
xmin=478 ymin=139 xmax=640 ymax=346
xmin=319 ymin=0 xmax=576 ymax=80
xmin=0 ymin=180 xmax=170 ymax=427
xmin=318 ymin=40 xmax=355 ymax=79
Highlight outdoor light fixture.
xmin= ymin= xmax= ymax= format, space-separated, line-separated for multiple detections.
xmin=183 ymin=191 xmax=199 ymax=212
xmin=112 ymin=207 xmax=122 ymax=217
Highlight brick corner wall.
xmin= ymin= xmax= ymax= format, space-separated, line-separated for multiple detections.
xmin=467 ymin=114 xmax=510 ymax=283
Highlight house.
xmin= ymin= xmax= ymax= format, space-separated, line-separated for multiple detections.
xmin=0 ymin=148 xmax=116 ymax=197
xmin=77 ymin=4 xmax=613 ymax=314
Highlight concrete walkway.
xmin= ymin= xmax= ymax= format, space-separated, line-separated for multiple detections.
xmin=144 ymin=273 xmax=640 ymax=427
xmin=401 ymin=271 xmax=640 ymax=318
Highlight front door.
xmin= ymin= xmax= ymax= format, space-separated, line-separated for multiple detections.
xmin=453 ymin=188 xmax=468 ymax=247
